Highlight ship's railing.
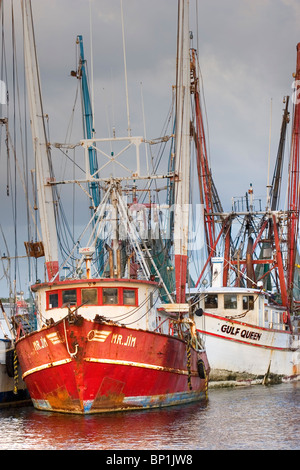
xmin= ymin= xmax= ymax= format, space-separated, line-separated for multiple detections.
xmin=14 ymin=312 xmax=37 ymax=335
xmin=291 ymin=318 xmax=300 ymax=335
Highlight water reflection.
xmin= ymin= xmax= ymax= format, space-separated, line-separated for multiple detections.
xmin=0 ymin=383 xmax=299 ymax=450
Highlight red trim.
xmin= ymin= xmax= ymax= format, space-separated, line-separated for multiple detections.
xmin=32 ymin=277 xmax=157 ymax=292
xmin=46 ymin=286 xmax=138 ymax=310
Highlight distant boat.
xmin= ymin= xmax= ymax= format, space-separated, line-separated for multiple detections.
xmin=15 ymin=0 xmax=210 ymax=414
xmin=0 ymin=297 xmax=32 ymax=407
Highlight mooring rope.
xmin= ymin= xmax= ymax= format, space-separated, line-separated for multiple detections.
xmin=186 ymin=337 xmax=192 ymax=391
xmin=13 ymin=349 xmax=18 ymax=395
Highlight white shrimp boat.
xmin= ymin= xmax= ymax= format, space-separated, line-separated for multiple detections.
xmin=189 ymin=44 xmax=300 ymax=385
xmin=191 ymin=280 xmax=300 ymax=384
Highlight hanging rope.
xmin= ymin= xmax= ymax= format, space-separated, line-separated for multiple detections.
xmin=63 ymin=317 xmax=78 ymax=357
xmin=186 ymin=336 xmax=192 ymax=391
xmin=13 ymin=348 xmax=18 ymax=394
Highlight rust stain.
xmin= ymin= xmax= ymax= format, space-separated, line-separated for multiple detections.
xmin=46 ymin=386 xmax=82 ymax=412
xmin=91 ymin=376 xmax=126 ymax=411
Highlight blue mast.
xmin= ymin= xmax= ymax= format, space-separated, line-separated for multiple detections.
xmin=77 ymin=35 xmax=103 ymax=274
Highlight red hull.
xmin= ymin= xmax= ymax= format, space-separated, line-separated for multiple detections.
xmin=16 ymin=316 xmax=209 ymax=414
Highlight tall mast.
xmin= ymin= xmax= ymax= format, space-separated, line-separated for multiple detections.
xmin=77 ymin=35 xmax=100 ymax=206
xmin=76 ymin=35 xmax=103 ymax=274
xmin=174 ymin=0 xmax=190 ymax=303
xmin=22 ymin=0 xmax=59 ymax=281
xmin=270 ymin=97 xmax=289 ymax=211
xmin=287 ymin=43 xmax=300 ymax=306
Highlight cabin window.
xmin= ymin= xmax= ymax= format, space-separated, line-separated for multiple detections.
xmin=46 ymin=285 xmax=139 ymax=308
xmin=102 ymin=288 xmax=118 ymax=304
xmin=123 ymin=289 xmax=136 ymax=305
xmin=242 ymin=295 xmax=254 ymax=310
xmin=81 ymin=288 xmax=98 ymax=305
xmin=204 ymin=294 xmax=218 ymax=309
xmin=48 ymin=292 xmax=59 ymax=309
xmin=62 ymin=289 xmax=77 ymax=306
xmin=224 ymin=294 xmax=237 ymax=309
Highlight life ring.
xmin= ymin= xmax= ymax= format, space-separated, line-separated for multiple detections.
xmin=283 ymin=312 xmax=288 ymax=324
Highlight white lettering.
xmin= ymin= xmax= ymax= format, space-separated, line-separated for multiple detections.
xmin=111 ymin=333 xmax=137 ymax=347
xmin=292 ymin=80 xmax=300 ymax=105
xmin=0 ymin=80 xmax=6 ymax=105
xmin=33 ymin=337 xmax=48 ymax=351
xmin=106 ymin=455 xmax=140 ymax=467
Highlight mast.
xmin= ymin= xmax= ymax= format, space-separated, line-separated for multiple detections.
xmin=174 ymin=0 xmax=191 ymax=304
xmin=191 ymin=49 xmax=216 ymax=251
xmin=22 ymin=0 xmax=59 ymax=281
xmin=287 ymin=43 xmax=300 ymax=307
xmin=76 ymin=35 xmax=103 ymax=274
xmin=270 ymin=97 xmax=289 ymax=211
xmin=76 ymin=35 xmax=100 ymax=208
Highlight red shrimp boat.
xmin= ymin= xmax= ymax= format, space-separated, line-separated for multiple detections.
xmin=15 ymin=0 xmax=210 ymax=414
xmin=16 ymin=279 xmax=209 ymax=413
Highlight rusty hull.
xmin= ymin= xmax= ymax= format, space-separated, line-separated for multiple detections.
xmin=16 ymin=316 xmax=209 ymax=414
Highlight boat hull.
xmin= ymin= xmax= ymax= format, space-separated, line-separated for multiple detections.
xmin=0 ymin=340 xmax=31 ymax=408
xmin=196 ymin=312 xmax=300 ymax=383
xmin=16 ymin=316 xmax=209 ymax=414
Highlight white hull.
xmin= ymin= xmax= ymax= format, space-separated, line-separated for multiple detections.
xmin=196 ymin=312 xmax=300 ymax=382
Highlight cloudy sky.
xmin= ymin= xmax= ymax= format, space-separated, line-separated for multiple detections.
xmin=0 ymin=0 xmax=299 ymax=297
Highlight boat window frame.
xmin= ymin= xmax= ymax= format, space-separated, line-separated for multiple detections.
xmin=80 ymin=287 xmax=99 ymax=306
xmin=120 ymin=288 xmax=138 ymax=306
xmin=224 ymin=293 xmax=237 ymax=309
xmin=61 ymin=288 xmax=78 ymax=307
xmin=204 ymin=294 xmax=218 ymax=309
xmin=46 ymin=285 xmax=138 ymax=309
xmin=46 ymin=290 xmax=60 ymax=310
xmin=102 ymin=287 xmax=119 ymax=305
xmin=242 ymin=295 xmax=255 ymax=311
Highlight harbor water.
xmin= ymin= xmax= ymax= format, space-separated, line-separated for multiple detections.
xmin=0 ymin=382 xmax=299 ymax=450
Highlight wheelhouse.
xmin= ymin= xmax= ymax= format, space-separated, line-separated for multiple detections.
xmin=32 ymin=278 xmax=159 ymax=331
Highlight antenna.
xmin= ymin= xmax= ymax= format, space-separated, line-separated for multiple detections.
xmin=140 ymin=81 xmax=149 ymax=175
xmin=120 ymin=0 xmax=131 ymax=137
xmin=89 ymin=0 xmax=95 ymax=137
xmin=266 ymin=98 xmax=272 ymax=209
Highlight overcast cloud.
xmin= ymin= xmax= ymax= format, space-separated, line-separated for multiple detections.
xmin=0 ymin=0 xmax=299 ymax=296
